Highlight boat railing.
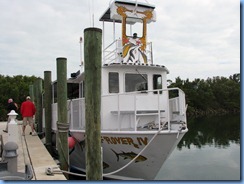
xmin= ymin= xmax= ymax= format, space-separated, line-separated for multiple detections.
xmin=102 ymin=87 xmax=187 ymax=131
xmin=50 ymin=88 xmax=186 ymax=132
xmin=103 ymin=39 xmax=122 ymax=65
xmin=103 ymin=39 xmax=153 ymax=65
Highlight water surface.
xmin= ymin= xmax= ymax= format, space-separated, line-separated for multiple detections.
xmin=155 ymin=114 xmax=240 ymax=180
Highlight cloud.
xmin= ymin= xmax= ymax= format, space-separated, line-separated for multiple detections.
xmin=150 ymin=0 xmax=240 ymax=80
xmin=0 ymin=0 xmax=240 ymax=81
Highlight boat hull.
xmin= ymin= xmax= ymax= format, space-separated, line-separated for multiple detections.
xmin=68 ymin=130 xmax=187 ymax=180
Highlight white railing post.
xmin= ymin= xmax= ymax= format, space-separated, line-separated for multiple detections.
xmin=134 ymin=94 xmax=137 ymax=131
xmin=117 ymin=94 xmax=120 ymax=131
xmin=178 ymin=89 xmax=185 ymax=115
xmin=157 ymin=91 xmax=160 ymax=130
xmin=177 ymin=89 xmax=186 ymax=123
xmin=79 ymin=99 xmax=82 ymax=128
xmin=167 ymin=90 xmax=171 ymax=131
xmin=70 ymin=100 xmax=73 ymax=130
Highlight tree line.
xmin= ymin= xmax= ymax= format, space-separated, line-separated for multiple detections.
xmin=0 ymin=73 xmax=240 ymax=121
xmin=0 ymin=75 xmax=37 ymax=121
xmin=168 ymin=73 xmax=240 ymax=116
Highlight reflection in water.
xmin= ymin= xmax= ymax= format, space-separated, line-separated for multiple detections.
xmin=155 ymin=114 xmax=240 ymax=180
xmin=177 ymin=114 xmax=240 ymax=149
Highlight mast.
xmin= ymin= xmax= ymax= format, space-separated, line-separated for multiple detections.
xmin=79 ymin=37 xmax=84 ymax=72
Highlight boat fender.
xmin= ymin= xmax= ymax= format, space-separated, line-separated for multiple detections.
xmin=68 ymin=137 xmax=76 ymax=149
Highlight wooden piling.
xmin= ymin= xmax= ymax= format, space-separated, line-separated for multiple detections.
xmin=28 ymin=85 xmax=34 ymax=123
xmin=29 ymin=85 xmax=34 ymax=102
xmin=44 ymin=71 xmax=52 ymax=153
xmin=84 ymin=27 xmax=102 ymax=180
xmin=35 ymin=78 xmax=43 ymax=134
xmin=56 ymin=57 xmax=69 ymax=179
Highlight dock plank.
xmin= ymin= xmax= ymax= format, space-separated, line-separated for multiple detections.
xmin=0 ymin=121 xmax=66 ymax=180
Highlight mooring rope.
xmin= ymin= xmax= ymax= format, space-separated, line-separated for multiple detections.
xmin=56 ymin=121 xmax=70 ymax=171
xmin=102 ymin=127 xmax=163 ymax=176
xmin=46 ymin=127 xmax=163 ymax=178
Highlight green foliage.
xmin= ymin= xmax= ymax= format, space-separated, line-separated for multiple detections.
xmin=0 ymin=73 xmax=240 ymax=120
xmin=0 ymin=75 xmax=38 ymax=121
xmin=169 ymin=73 xmax=240 ymax=116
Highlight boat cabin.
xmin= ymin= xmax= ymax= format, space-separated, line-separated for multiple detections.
xmin=48 ymin=1 xmax=188 ymax=180
xmin=50 ymin=0 xmax=186 ymax=132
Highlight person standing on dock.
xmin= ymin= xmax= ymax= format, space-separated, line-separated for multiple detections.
xmin=3 ymin=98 xmax=18 ymax=133
xmin=20 ymin=96 xmax=37 ymax=136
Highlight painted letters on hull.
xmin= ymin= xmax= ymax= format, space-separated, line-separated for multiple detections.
xmin=69 ymin=131 xmax=186 ymax=180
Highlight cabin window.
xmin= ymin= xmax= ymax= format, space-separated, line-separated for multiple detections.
xmin=68 ymin=83 xmax=79 ymax=99
xmin=125 ymin=73 xmax=148 ymax=92
xmin=153 ymin=75 xmax=162 ymax=94
xmin=109 ymin=72 xmax=119 ymax=93
xmin=53 ymin=82 xmax=57 ymax=103
xmin=52 ymin=82 xmax=79 ymax=103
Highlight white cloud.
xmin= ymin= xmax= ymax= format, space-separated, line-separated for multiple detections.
xmin=0 ymin=0 xmax=240 ymax=81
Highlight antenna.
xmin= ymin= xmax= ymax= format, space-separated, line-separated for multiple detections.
xmin=79 ymin=37 xmax=84 ymax=71
xmin=92 ymin=13 xmax=94 ymax=27
xmin=91 ymin=0 xmax=94 ymax=27
xmin=133 ymin=0 xmax=138 ymax=14
xmin=88 ymin=0 xmax=94 ymax=27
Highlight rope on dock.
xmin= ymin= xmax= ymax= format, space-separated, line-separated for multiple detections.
xmin=21 ymin=129 xmax=36 ymax=180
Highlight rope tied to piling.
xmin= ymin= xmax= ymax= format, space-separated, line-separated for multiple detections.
xmin=57 ymin=122 xmax=69 ymax=133
xmin=46 ymin=127 xmax=164 ymax=178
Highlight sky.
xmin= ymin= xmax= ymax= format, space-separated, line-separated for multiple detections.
xmin=0 ymin=0 xmax=240 ymax=81
xmin=0 ymin=1 xmax=241 ymax=183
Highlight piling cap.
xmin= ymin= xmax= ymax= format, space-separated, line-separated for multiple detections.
xmin=4 ymin=142 xmax=18 ymax=151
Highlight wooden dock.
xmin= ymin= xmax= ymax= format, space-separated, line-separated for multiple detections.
xmin=0 ymin=121 xmax=66 ymax=180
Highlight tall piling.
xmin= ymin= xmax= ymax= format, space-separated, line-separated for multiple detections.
xmin=28 ymin=85 xmax=34 ymax=127
xmin=35 ymin=78 xmax=43 ymax=134
xmin=29 ymin=85 xmax=34 ymax=102
xmin=84 ymin=27 xmax=102 ymax=180
xmin=44 ymin=71 xmax=52 ymax=153
xmin=56 ymin=57 xmax=69 ymax=179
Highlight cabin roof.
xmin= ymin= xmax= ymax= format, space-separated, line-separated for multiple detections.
xmin=103 ymin=62 xmax=169 ymax=74
xmin=99 ymin=0 xmax=155 ymax=23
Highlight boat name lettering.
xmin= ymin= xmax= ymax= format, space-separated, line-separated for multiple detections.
xmin=101 ymin=136 xmax=148 ymax=148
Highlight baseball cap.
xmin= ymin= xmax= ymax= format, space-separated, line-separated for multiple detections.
xmin=26 ymin=96 xmax=31 ymax=100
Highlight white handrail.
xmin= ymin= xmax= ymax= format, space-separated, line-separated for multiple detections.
xmin=105 ymin=88 xmax=186 ymax=131
xmin=60 ymin=88 xmax=186 ymax=132
xmin=103 ymin=39 xmax=153 ymax=65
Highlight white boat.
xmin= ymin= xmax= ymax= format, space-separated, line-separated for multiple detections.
xmin=50 ymin=0 xmax=188 ymax=180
